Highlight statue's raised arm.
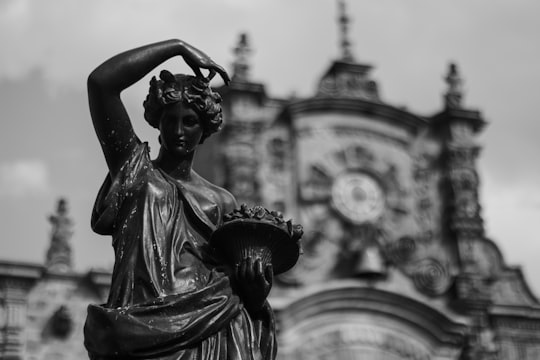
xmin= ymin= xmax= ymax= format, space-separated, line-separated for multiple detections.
xmin=87 ymin=39 xmax=230 ymax=176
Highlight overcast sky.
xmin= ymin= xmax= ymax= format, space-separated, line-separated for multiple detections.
xmin=1 ymin=0 xmax=539 ymax=295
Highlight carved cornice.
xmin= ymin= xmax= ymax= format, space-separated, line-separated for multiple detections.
xmin=282 ymin=97 xmax=427 ymax=135
xmin=431 ymin=107 xmax=487 ymax=134
xmin=492 ymin=314 xmax=540 ymax=339
xmin=0 ymin=262 xmax=43 ymax=299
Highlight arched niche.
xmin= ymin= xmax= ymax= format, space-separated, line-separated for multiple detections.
xmin=277 ymin=286 xmax=467 ymax=360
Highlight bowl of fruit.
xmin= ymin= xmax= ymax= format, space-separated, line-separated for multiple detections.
xmin=210 ymin=204 xmax=303 ymax=275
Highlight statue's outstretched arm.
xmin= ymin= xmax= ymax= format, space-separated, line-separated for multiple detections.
xmin=87 ymin=39 xmax=230 ymax=176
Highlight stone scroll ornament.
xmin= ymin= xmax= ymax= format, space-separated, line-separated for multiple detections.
xmin=211 ymin=204 xmax=303 ymax=275
xmin=411 ymin=258 xmax=452 ymax=296
xmin=384 ymin=236 xmax=417 ymax=265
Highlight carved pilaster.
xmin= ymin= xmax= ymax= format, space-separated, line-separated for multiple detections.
xmin=218 ymin=36 xmax=270 ymax=207
xmin=0 ymin=276 xmax=38 ymax=360
xmin=433 ymin=64 xmax=497 ymax=358
xmin=222 ymin=121 xmax=264 ymax=206
xmin=444 ymin=144 xmax=484 ymax=272
xmin=432 ymin=65 xmax=487 ymax=278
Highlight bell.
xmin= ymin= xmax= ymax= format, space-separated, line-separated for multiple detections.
xmin=354 ymin=244 xmax=386 ymax=279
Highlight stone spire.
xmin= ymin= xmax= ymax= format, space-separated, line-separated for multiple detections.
xmin=337 ymin=0 xmax=354 ymax=62
xmin=231 ymin=33 xmax=252 ymax=82
xmin=46 ymin=198 xmax=73 ymax=273
xmin=444 ymin=62 xmax=464 ymax=109
xmin=316 ymin=1 xmax=380 ymax=100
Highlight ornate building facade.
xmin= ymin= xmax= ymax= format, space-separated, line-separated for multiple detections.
xmin=1 ymin=8 xmax=540 ymax=360
xmin=207 ymin=15 xmax=540 ymax=359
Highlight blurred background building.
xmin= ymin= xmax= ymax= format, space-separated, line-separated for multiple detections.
xmin=1 ymin=2 xmax=540 ymax=360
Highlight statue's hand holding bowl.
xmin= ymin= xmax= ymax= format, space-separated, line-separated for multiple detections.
xmin=235 ymin=257 xmax=273 ymax=313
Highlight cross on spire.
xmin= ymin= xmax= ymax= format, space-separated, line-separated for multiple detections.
xmin=337 ymin=0 xmax=355 ymax=62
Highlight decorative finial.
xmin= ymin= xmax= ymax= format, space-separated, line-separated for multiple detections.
xmin=46 ymin=198 xmax=73 ymax=273
xmin=232 ymin=33 xmax=252 ymax=82
xmin=337 ymin=0 xmax=354 ymax=62
xmin=444 ymin=62 xmax=463 ymax=109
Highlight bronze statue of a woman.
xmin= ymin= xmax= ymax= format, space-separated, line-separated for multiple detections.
xmin=84 ymin=39 xmax=276 ymax=360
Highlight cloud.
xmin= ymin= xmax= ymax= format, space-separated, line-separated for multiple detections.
xmin=0 ymin=160 xmax=50 ymax=197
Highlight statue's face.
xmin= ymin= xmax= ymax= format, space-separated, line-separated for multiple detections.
xmin=159 ymin=102 xmax=203 ymax=158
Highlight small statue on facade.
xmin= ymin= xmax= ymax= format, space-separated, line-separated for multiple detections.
xmin=83 ymin=39 xmax=300 ymax=360
xmin=46 ymin=198 xmax=73 ymax=272
xmin=444 ymin=62 xmax=463 ymax=109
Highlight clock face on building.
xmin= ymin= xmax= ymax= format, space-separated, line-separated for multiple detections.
xmin=331 ymin=172 xmax=385 ymax=224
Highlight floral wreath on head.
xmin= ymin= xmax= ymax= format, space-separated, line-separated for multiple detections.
xmin=143 ymin=70 xmax=223 ymax=143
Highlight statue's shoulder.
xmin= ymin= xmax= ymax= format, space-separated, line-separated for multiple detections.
xmin=192 ymin=172 xmax=238 ymax=213
xmin=210 ymin=183 xmax=237 ymax=214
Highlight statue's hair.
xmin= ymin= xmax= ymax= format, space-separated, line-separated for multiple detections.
xmin=143 ymin=70 xmax=223 ymax=143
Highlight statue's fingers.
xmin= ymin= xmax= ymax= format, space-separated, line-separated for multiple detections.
xmin=193 ymin=67 xmax=204 ymax=78
xmin=207 ymin=69 xmax=216 ymax=82
xmin=220 ymin=70 xmax=231 ymax=85
xmin=186 ymin=59 xmax=204 ymax=78
xmin=246 ymin=257 xmax=255 ymax=281
xmin=238 ymin=258 xmax=247 ymax=281
xmin=245 ymin=258 xmax=252 ymax=280
xmin=211 ymin=63 xmax=230 ymax=85
xmin=264 ymin=264 xmax=273 ymax=286
xmin=235 ymin=262 xmax=241 ymax=280
xmin=183 ymin=57 xmax=198 ymax=76
xmin=255 ymin=259 xmax=264 ymax=279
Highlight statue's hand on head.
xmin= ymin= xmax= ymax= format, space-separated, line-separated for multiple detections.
xmin=235 ymin=257 xmax=273 ymax=315
xmin=181 ymin=41 xmax=231 ymax=85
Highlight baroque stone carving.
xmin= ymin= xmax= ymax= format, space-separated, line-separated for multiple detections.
xmin=411 ymin=258 xmax=452 ymax=296
xmin=297 ymin=141 xmax=418 ymax=284
xmin=412 ymin=152 xmax=437 ymax=246
xmin=318 ymin=72 xmax=380 ymax=100
xmin=444 ymin=136 xmax=485 ymax=276
xmin=50 ymin=305 xmax=73 ymax=339
xmin=384 ymin=236 xmax=417 ymax=265
xmin=267 ymin=136 xmax=287 ymax=172
xmin=284 ymin=207 xmax=342 ymax=285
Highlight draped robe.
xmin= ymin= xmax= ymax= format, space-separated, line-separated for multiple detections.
xmin=84 ymin=143 xmax=276 ymax=360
